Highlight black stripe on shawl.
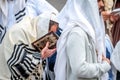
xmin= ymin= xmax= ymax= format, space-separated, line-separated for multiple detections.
xmin=7 ymin=44 xmax=27 ymax=78
xmin=15 ymin=8 xmax=26 ymax=17
xmin=15 ymin=8 xmax=26 ymax=22
xmin=16 ymin=13 xmax=26 ymax=23
xmin=0 ymin=24 xmax=4 ymax=29
xmin=25 ymin=0 xmax=27 ymax=3
xmin=7 ymin=43 xmax=41 ymax=79
xmin=0 ymin=24 xmax=6 ymax=43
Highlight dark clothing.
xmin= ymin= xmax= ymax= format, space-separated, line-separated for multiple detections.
xmin=111 ymin=1 xmax=120 ymax=47
xmin=111 ymin=18 xmax=120 ymax=47
xmin=48 ymin=27 xmax=62 ymax=71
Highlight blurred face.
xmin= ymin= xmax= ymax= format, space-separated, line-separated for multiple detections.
xmin=97 ymin=0 xmax=104 ymax=13
xmin=49 ymin=24 xmax=58 ymax=32
xmin=49 ymin=20 xmax=59 ymax=32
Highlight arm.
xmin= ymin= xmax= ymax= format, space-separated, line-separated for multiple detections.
xmin=66 ymin=28 xmax=110 ymax=78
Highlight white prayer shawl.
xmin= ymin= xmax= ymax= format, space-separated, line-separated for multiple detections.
xmin=0 ymin=12 xmax=55 ymax=80
xmin=0 ymin=0 xmax=26 ymax=28
xmin=26 ymin=0 xmax=58 ymax=18
xmin=0 ymin=0 xmax=8 ymax=27
xmin=0 ymin=0 xmax=26 ymax=43
xmin=111 ymin=41 xmax=120 ymax=80
xmin=100 ymin=15 xmax=109 ymax=80
xmin=55 ymin=0 xmax=107 ymax=80
xmin=57 ymin=0 xmax=106 ymax=61
xmin=111 ymin=41 xmax=120 ymax=71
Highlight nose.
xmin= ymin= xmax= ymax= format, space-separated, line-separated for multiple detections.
xmin=99 ymin=0 xmax=104 ymax=7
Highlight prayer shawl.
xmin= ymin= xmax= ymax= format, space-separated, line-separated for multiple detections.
xmin=111 ymin=2 xmax=120 ymax=79
xmin=55 ymin=0 xmax=109 ymax=80
xmin=111 ymin=41 xmax=120 ymax=80
xmin=0 ymin=0 xmax=26 ymax=43
xmin=26 ymin=0 xmax=58 ymax=18
xmin=0 ymin=12 xmax=56 ymax=80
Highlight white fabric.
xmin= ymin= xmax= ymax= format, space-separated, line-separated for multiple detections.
xmin=26 ymin=0 xmax=58 ymax=18
xmin=0 ymin=0 xmax=58 ymax=44
xmin=55 ymin=0 xmax=107 ymax=80
xmin=0 ymin=0 xmax=8 ymax=27
xmin=111 ymin=41 xmax=120 ymax=80
xmin=111 ymin=41 xmax=120 ymax=71
xmin=7 ymin=0 xmax=15 ymax=29
xmin=100 ymin=16 xmax=108 ymax=80
xmin=0 ymin=0 xmax=26 ymax=43
xmin=57 ymin=0 xmax=105 ymax=62
xmin=0 ymin=0 xmax=26 ymax=28
xmin=0 ymin=12 xmax=56 ymax=79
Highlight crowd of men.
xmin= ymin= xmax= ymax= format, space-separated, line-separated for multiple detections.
xmin=0 ymin=0 xmax=120 ymax=80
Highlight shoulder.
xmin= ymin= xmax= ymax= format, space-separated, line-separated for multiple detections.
xmin=69 ymin=26 xmax=87 ymax=39
xmin=5 ymin=16 xmax=33 ymax=41
xmin=10 ymin=17 xmax=31 ymax=32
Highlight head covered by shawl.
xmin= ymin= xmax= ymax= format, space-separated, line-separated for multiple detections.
xmin=54 ymin=0 xmax=106 ymax=80
xmin=0 ymin=12 xmax=57 ymax=79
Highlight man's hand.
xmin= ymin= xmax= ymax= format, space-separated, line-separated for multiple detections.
xmin=102 ymin=55 xmax=110 ymax=64
xmin=101 ymin=11 xmax=110 ymax=21
xmin=109 ymin=13 xmax=119 ymax=23
xmin=41 ymin=42 xmax=56 ymax=59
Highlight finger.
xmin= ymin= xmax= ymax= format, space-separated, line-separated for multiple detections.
xmin=43 ymin=51 xmax=50 ymax=59
xmin=42 ymin=48 xmax=56 ymax=58
xmin=45 ymin=48 xmax=56 ymax=58
xmin=48 ymin=48 xmax=56 ymax=57
xmin=45 ymin=42 xmax=49 ymax=49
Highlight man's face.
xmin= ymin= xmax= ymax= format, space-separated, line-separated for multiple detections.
xmin=97 ymin=0 xmax=104 ymax=13
xmin=49 ymin=20 xmax=58 ymax=32
xmin=49 ymin=24 xmax=58 ymax=32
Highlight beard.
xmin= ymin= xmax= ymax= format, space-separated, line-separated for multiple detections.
xmin=99 ymin=7 xmax=104 ymax=13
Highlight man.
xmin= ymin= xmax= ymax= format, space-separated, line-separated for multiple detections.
xmin=54 ymin=0 xmax=110 ymax=80
xmin=0 ymin=12 xmax=58 ymax=80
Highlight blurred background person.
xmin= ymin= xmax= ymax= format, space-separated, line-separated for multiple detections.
xmin=111 ymin=0 xmax=120 ymax=80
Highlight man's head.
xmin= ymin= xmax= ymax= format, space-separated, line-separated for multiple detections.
xmin=97 ymin=0 xmax=104 ymax=13
xmin=36 ymin=12 xmax=58 ymax=39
